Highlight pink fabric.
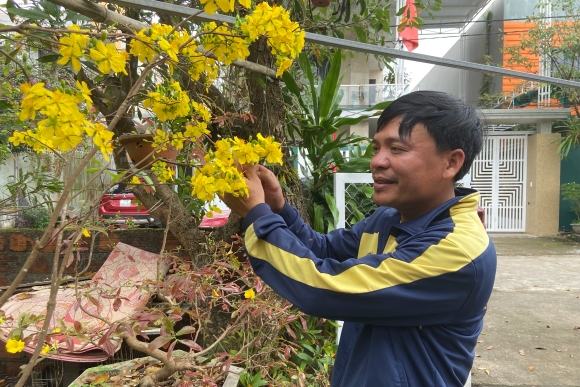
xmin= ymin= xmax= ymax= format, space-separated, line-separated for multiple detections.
xmin=199 ymin=210 xmax=230 ymax=229
xmin=0 ymin=243 xmax=168 ymax=362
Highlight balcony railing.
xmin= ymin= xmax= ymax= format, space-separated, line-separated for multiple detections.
xmin=338 ymin=84 xmax=410 ymax=108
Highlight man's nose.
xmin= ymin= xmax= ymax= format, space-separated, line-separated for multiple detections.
xmin=371 ymin=153 xmax=390 ymax=170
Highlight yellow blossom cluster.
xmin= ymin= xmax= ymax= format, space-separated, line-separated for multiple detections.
xmin=151 ymin=161 xmax=176 ymax=183
xmin=190 ymin=134 xmax=283 ymax=201
xmin=9 ymin=81 xmax=114 ymax=160
xmin=57 ymin=25 xmax=127 ymax=76
xmin=57 ymin=25 xmax=89 ymax=72
xmin=240 ymin=3 xmax=305 ymax=76
xmin=199 ymin=0 xmax=251 ymax=15
xmin=130 ymin=1 xmax=305 ymax=83
xmin=143 ymin=81 xmax=191 ymax=122
xmin=90 ymin=40 xmax=129 ymax=75
xmin=201 ymin=22 xmax=250 ymax=66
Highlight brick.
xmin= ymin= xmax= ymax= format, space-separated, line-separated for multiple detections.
xmin=9 ymin=234 xmax=33 ymax=252
xmin=40 ymin=238 xmax=57 ymax=253
xmin=0 ymin=346 xmax=26 ymax=360
xmin=0 ymin=235 xmax=5 ymax=251
xmin=4 ymin=361 xmax=26 ymax=376
xmin=97 ymin=233 xmax=121 ymax=252
xmin=28 ymin=256 xmax=52 ymax=274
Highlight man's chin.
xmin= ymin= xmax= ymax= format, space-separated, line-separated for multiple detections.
xmin=373 ymin=194 xmax=393 ymax=208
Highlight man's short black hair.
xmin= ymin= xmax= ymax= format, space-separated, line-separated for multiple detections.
xmin=376 ymin=90 xmax=484 ymax=182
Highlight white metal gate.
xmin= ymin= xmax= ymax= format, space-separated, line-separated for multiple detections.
xmin=470 ymin=134 xmax=528 ymax=232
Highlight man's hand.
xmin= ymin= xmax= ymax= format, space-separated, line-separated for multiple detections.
xmin=221 ymin=164 xmax=266 ymax=217
xmin=255 ymin=164 xmax=285 ymax=213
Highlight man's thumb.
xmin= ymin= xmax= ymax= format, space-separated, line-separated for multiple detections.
xmin=243 ymin=164 xmax=258 ymax=179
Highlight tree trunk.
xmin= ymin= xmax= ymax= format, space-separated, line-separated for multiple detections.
xmin=245 ymin=38 xmax=309 ymax=220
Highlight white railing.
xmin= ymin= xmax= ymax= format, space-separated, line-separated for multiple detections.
xmin=334 ymin=173 xmax=373 ymax=230
xmin=338 ymin=84 xmax=410 ymax=108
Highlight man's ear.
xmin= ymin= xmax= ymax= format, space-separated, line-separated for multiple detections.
xmin=443 ymin=149 xmax=465 ymax=180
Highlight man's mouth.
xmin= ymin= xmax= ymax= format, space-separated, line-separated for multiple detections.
xmin=373 ymin=176 xmax=397 ymax=185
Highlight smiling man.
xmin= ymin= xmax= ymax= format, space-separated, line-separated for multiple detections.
xmin=222 ymin=90 xmax=497 ymax=387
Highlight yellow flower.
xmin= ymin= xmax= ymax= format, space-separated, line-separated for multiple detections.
xmin=275 ymin=57 xmax=293 ymax=77
xmin=90 ymin=40 xmax=128 ymax=75
xmin=244 ymin=288 xmax=255 ymax=299
xmin=212 ymin=289 xmax=219 ymax=297
xmin=53 ymin=328 xmax=61 ymax=333
xmin=82 ymin=228 xmax=90 ymax=237
xmin=151 ymin=161 xmax=175 ymax=183
xmin=143 ymin=82 xmax=191 ymax=122
xmin=6 ymin=339 xmax=25 ymax=354
xmin=184 ymin=122 xmax=210 ymax=141
xmin=232 ymin=138 xmax=260 ymax=165
xmin=57 ymin=25 xmax=90 ymax=73
xmin=75 ymin=80 xmax=93 ymax=108
xmin=239 ymin=0 xmax=251 ymax=8
xmin=129 ymin=29 xmax=157 ymax=63
xmin=131 ymin=176 xmax=141 ymax=185
xmin=41 ymin=345 xmax=50 ymax=355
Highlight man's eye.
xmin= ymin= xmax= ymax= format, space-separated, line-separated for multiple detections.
xmin=372 ymin=147 xmax=379 ymax=153
xmin=391 ymin=147 xmax=402 ymax=152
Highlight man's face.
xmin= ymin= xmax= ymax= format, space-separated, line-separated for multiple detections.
xmin=370 ymin=119 xmax=462 ymax=222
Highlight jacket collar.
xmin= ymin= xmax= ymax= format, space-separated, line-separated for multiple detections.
xmin=392 ymin=187 xmax=481 ymax=236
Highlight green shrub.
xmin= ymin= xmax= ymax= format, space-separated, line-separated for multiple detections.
xmin=561 ymin=182 xmax=580 ymax=222
xmin=15 ymin=206 xmax=51 ymax=229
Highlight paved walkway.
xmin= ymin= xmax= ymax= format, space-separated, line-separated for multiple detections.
xmin=471 ymin=234 xmax=580 ymax=387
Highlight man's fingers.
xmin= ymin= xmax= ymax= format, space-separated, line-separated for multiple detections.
xmin=242 ymin=163 xmax=258 ymax=180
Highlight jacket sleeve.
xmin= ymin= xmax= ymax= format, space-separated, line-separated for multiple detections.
xmin=242 ymin=203 xmax=496 ymax=327
xmin=267 ymin=202 xmax=366 ymax=262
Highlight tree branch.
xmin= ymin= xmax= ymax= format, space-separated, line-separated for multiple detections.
xmin=46 ymin=0 xmax=277 ymax=77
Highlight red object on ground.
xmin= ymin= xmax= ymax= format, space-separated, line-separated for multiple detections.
xmin=399 ymin=0 xmax=419 ymax=51
xmin=99 ymin=190 xmax=154 ymax=226
xmin=99 ymin=184 xmax=230 ymax=228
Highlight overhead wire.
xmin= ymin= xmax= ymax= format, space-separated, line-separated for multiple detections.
xmin=409 ymin=13 xmax=580 ymax=28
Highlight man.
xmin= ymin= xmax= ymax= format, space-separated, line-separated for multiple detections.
xmin=222 ymin=91 xmax=497 ymax=386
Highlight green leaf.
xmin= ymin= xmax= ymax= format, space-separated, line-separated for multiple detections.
xmin=324 ymin=192 xmax=339 ymax=227
xmin=297 ymin=352 xmax=313 ymax=362
xmin=5 ymin=0 xmax=17 ymax=23
xmin=110 ymin=171 xmax=127 ymax=184
xmin=298 ymin=53 xmax=318 ymax=120
xmin=313 ymin=203 xmax=325 ymax=233
xmin=353 ymin=25 xmax=367 ymax=43
xmin=65 ymin=11 xmax=92 ymax=22
xmin=332 ymin=29 xmax=344 ymax=39
xmin=319 ymin=50 xmax=343 ymax=119
xmin=175 ymin=326 xmax=197 ymax=336
xmin=7 ymin=7 xmax=50 ymax=20
xmin=85 ymin=167 xmax=100 ymax=173
xmin=249 ymin=372 xmax=268 ymax=387
xmin=39 ymin=1 xmax=59 ymax=17
xmin=38 ymin=54 xmax=61 ymax=63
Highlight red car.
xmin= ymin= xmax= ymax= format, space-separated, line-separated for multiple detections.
xmin=99 ymin=184 xmax=157 ymax=227
xmin=98 ymin=184 xmax=230 ymax=228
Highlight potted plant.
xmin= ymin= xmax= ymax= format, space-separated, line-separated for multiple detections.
xmin=561 ymin=182 xmax=580 ymax=233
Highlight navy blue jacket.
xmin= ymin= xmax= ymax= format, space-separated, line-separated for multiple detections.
xmin=241 ymin=188 xmax=497 ymax=386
